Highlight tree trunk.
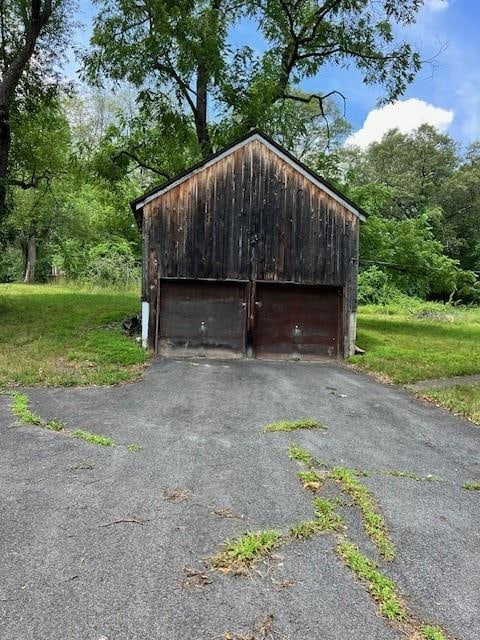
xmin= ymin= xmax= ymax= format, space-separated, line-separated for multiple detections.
xmin=0 ymin=107 xmax=11 ymax=222
xmin=195 ymin=64 xmax=213 ymax=158
xmin=23 ymin=235 xmax=36 ymax=283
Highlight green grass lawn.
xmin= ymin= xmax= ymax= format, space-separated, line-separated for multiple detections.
xmin=0 ymin=283 xmax=147 ymax=386
xmin=350 ymin=304 xmax=480 ymax=384
xmin=350 ymin=301 xmax=480 ymax=424
xmin=419 ymin=383 xmax=480 ymax=425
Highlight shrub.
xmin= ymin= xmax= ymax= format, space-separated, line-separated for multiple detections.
xmin=358 ymin=266 xmax=403 ymax=305
xmin=81 ymin=238 xmax=139 ymax=288
xmin=0 ymin=245 xmax=23 ymax=283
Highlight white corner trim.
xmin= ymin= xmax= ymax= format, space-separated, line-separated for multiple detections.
xmin=141 ymin=301 xmax=150 ymax=349
xmin=135 ymin=133 xmax=366 ymax=221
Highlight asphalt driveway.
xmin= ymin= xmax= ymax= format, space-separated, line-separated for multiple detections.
xmin=1 ymin=359 xmax=479 ymax=640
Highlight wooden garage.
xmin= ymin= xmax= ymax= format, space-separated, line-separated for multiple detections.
xmin=131 ymin=129 xmax=366 ymax=359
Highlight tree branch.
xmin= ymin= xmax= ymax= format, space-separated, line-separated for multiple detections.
xmin=281 ymin=90 xmax=347 ymax=149
xmin=9 ymin=172 xmax=51 ymax=189
xmin=153 ymin=58 xmax=198 ymax=116
xmin=113 ymin=149 xmax=171 ymax=179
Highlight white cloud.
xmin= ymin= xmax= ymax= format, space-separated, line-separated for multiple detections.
xmin=346 ymin=98 xmax=454 ymax=147
xmin=424 ymin=0 xmax=449 ymax=11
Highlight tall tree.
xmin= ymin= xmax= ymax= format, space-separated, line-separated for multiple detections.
xmin=8 ymin=97 xmax=71 ymax=281
xmin=439 ymin=142 xmax=480 ymax=270
xmin=86 ymin=0 xmax=423 ymax=174
xmin=0 ymin=0 xmax=71 ymax=221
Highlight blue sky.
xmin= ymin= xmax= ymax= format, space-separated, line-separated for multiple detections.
xmin=70 ymin=0 xmax=479 ymax=148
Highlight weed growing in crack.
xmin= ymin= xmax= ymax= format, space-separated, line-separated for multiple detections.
xmin=298 ymin=469 xmax=323 ymax=491
xmin=6 ymin=391 xmax=122 ymax=447
xmin=11 ymin=392 xmax=66 ymax=431
xmin=12 ymin=393 xmax=44 ymax=425
xmin=462 ymin=481 xmax=480 ymax=491
xmin=337 ymin=540 xmax=406 ymax=621
xmin=127 ymin=443 xmax=141 ymax=452
xmin=287 ymin=443 xmax=314 ymax=465
xmin=420 ymin=625 xmax=448 ymax=640
xmin=382 ymin=469 xmax=438 ymax=482
xmin=331 ymin=467 xmax=395 ymax=561
xmin=312 ymin=496 xmax=345 ymax=532
xmin=72 ymin=429 xmax=114 ymax=446
xmin=205 ymin=440 xmax=454 ymax=640
xmin=44 ymin=419 xmax=65 ymax=432
xmin=290 ymin=520 xmax=321 ymax=539
xmin=210 ymin=530 xmax=282 ymax=573
xmin=264 ymin=418 xmax=327 ymax=432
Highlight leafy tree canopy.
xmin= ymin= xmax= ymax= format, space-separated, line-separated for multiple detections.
xmin=85 ymin=0 xmax=423 ymax=170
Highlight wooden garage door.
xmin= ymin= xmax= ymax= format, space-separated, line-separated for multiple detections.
xmin=254 ymin=283 xmax=342 ymax=359
xmin=158 ymin=280 xmax=247 ymax=356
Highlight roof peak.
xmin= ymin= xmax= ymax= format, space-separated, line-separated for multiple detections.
xmin=131 ymin=129 xmax=367 ymax=221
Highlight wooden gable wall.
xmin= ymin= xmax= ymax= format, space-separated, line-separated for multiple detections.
xmin=142 ymin=139 xmax=359 ymax=287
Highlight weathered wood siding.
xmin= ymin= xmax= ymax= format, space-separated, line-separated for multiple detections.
xmin=142 ymin=138 xmax=359 ymax=356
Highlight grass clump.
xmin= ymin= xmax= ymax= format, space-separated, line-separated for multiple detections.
xmin=421 ymin=625 xmax=448 ymax=640
xmin=127 ymin=443 xmax=142 ymax=452
xmin=44 ymin=419 xmax=65 ymax=432
xmin=72 ymin=429 xmax=114 ymax=446
xmin=337 ymin=540 xmax=406 ymax=621
xmin=331 ymin=467 xmax=395 ymax=561
xmin=298 ymin=469 xmax=323 ymax=491
xmin=210 ymin=530 xmax=282 ymax=572
xmin=12 ymin=392 xmax=43 ymax=425
xmin=287 ymin=443 xmax=314 ymax=465
xmin=462 ymin=481 xmax=480 ymax=491
xmin=290 ymin=520 xmax=321 ymax=539
xmin=11 ymin=392 xmax=65 ymax=431
xmin=264 ymin=418 xmax=326 ymax=432
xmin=382 ymin=469 xmax=437 ymax=482
xmin=312 ymin=497 xmax=344 ymax=532
xmin=421 ymin=383 xmax=480 ymax=425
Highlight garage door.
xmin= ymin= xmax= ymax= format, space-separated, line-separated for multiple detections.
xmin=158 ymin=280 xmax=247 ymax=356
xmin=254 ymin=283 xmax=341 ymax=359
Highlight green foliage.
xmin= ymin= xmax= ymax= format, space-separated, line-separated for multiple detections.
xmin=358 ymin=212 xmax=478 ymax=301
xmin=343 ymin=125 xmax=480 ymax=302
xmin=462 ymin=481 xmax=480 ymax=491
xmin=127 ymin=443 xmax=142 ymax=453
xmin=0 ymin=245 xmax=22 ymax=282
xmin=71 ymin=429 xmax=114 ymax=446
xmin=86 ymin=0 xmax=422 ymax=171
xmin=290 ymin=520 xmax=321 ymax=539
xmin=210 ymin=530 xmax=282 ymax=570
xmin=422 ymin=384 xmax=480 ymax=425
xmin=358 ymin=266 xmax=403 ymax=305
xmin=80 ymin=239 xmax=139 ymax=288
xmin=12 ymin=392 xmax=43 ymax=426
xmin=11 ymin=391 xmax=65 ymax=430
xmin=351 ymin=304 xmax=480 ymax=384
xmin=337 ymin=541 xmax=406 ymax=621
xmin=347 ymin=125 xmax=457 ymax=219
xmin=287 ymin=443 xmax=314 ymax=465
xmin=331 ymin=467 xmax=395 ymax=560
xmin=421 ymin=625 xmax=448 ymax=640
xmin=264 ymin=418 xmax=326 ymax=432
xmin=0 ymin=283 xmax=147 ymax=386
xmin=312 ymin=497 xmax=344 ymax=532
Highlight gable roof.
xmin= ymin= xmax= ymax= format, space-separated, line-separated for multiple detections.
xmin=131 ymin=128 xmax=367 ymax=222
